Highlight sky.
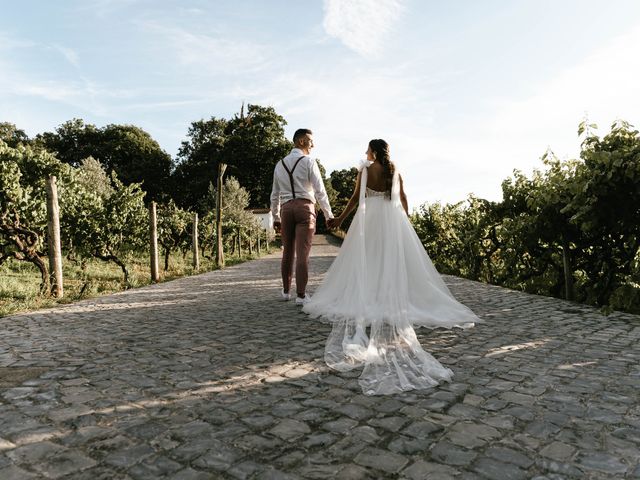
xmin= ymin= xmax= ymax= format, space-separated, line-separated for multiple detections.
xmin=2 ymin=0 xmax=640 ymax=209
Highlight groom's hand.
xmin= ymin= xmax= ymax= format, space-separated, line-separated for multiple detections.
xmin=273 ymin=221 xmax=281 ymax=234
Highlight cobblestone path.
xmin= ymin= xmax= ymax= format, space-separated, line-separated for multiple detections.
xmin=1 ymin=235 xmax=639 ymax=479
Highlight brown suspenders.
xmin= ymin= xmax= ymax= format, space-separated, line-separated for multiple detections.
xmin=281 ymin=156 xmax=305 ymax=199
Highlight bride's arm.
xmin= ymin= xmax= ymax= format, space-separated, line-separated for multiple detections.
xmin=399 ymin=174 xmax=409 ymax=215
xmin=333 ymin=170 xmax=362 ymax=227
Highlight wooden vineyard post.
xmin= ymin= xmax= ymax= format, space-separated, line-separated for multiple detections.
xmin=149 ymin=201 xmax=159 ymax=282
xmin=215 ymin=163 xmax=227 ymax=268
xmin=46 ymin=176 xmax=63 ymax=298
xmin=192 ymin=212 xmax=199 ymax=271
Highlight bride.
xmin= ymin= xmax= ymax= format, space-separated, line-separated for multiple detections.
xmin=303 ymin=139 xmax=480 ymax=395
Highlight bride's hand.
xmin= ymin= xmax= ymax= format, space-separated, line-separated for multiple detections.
xmin=327 ymin=217 xmax=341 ymax=230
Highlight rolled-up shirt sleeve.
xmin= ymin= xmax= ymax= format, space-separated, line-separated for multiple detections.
xmin=270 ymin=172 xmax=281 ymax=223
xmin=309 ymin=158 xmax=334 ymax=219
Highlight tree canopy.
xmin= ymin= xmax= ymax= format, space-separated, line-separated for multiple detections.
xmin=172 ymin=104 xmax=292 ymax=212
xmin=37 ymin=119 xmax=173 ymax=201
xmin=0 ymin=122 xmax=30 ymax=148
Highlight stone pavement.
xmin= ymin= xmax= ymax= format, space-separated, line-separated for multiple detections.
xmin=1 ymin=235 xmax=639 ymax=480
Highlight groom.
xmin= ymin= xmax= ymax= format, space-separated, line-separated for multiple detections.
xmin=270 ymin=129 xmax=334 ymax=305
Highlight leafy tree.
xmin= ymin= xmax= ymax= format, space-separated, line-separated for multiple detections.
xmin=63 ymin=158 xmax=148 ymax=286
xmin=316 ymin=161 xmax=338 ymax=207
xmin=0 ymin=122 xmax=30 ymax=147
xmin=330 ymin=167 xmax=358 ymax=201
xmin=329 ymin=167 xmax=358 ymax=230
xmin=85 ymin=175 xmax=147 ymax=286
xmin=75 ymin=156 xmax=113 ymax=198
xmin=221 ymin=104 xmax=292 ymax=208
xmin=198 ymin=177 xmax=262 ymax=256
xmin=36 ymin=119 xmax=100 ymax=167
xmin=568 ymin=120 xmax=640 ymax=309
xmin=221 ymin=176 xmax=261 ymax=234
xmin=61 ymin=157 xmax=110 ymax=263
xmin=411 ymin=201 xmax=466 ymax=275
xmin=456 ymin=196 xmax=502 ymax=282
xmin=315 ymin=160 xmax=338 ymax=233
xmin=172 ymin=117 xmax=227 ymax=212
xmin=174 ymin=104 xmax=292 ymax=212
xmin=197 ymin=182 xmax=218 ymax=258
xmin=157 ymin=200 xmax=192 ymax=270
xmin=497 ymin=154 xmax=582 ymax=299
xmin=198 ymin=211 xmax=217 ymax=260
xmin=98 ymin=124 xmax=173 ymax=201
xmin=37 ymin=119 xmax=173 ymax=201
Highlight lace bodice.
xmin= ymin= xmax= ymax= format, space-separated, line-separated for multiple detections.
xmin=365 ymin=187 xmax=388 ymax=198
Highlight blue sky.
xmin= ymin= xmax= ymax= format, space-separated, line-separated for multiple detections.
xmin=2 ymin=0 xmax=640 ymax=208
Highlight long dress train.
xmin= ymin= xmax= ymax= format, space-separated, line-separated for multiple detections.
xmin=303 ymin=161 xmax=480 ymax=395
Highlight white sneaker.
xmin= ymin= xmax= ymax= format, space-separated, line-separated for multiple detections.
xmin=295 ymin=294 xmax=312 ymax=306
xmin=281 ymin=290 xmax=291 ymax=301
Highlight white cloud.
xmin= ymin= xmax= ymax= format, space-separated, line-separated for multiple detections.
xmin=0 ymin=67 xmax=135 ymax=118
xmin=255 ymin=66 xmax=431 ymax=147
xmin=51 ymin=44 xmax=80 ymax=68
xmin=322 ymin=0 xmax=404 ymax=57
xmin=138 ymin=21 xmax=274 ymax=75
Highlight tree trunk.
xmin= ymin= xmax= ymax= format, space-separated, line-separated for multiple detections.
xmin=33 ymin=254 xmax=50 ymax=294
xmin=164 ymin=247 xmax=170 ymax=271
xmin=94 ymin=251 xmax=130 ymax=287
xmin=114 ymin=256 xmax=130 ymax=287
xmin=0 ymin=222 xmax=49 ymax=293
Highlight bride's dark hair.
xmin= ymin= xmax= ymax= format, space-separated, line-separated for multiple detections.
xmin=369 ymin=139 xmax=394 ymax=197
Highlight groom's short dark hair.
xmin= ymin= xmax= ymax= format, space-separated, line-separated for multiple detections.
xmin=293 ymin=129 xmax=313 ymax=143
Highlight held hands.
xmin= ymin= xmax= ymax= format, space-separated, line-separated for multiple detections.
xmin=326 ymin=217 xmax=342 ymax=230
xmin=273 ymin=221 xmax=281 ymax=234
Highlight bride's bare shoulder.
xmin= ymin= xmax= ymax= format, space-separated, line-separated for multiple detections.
xmin=367 ymin=162 xmax=384 ymax=178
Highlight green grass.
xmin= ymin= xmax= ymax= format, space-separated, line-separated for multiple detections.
xmin=0 ymin=247 xmax=274 ymax=318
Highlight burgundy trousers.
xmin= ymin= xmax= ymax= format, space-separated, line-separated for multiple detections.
xmin=280 ymin=198 xmax=316 ymax=297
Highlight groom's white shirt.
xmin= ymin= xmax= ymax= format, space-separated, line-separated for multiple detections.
xmin=270 ymin=148 xmax=334 ymax=223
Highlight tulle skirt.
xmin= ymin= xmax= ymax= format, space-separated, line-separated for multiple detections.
xmin=303 ymin=196 xmax=480 ymax=395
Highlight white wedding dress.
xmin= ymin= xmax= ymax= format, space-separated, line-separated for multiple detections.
xmin=303 ymin=160 xmax=480 ymax=395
